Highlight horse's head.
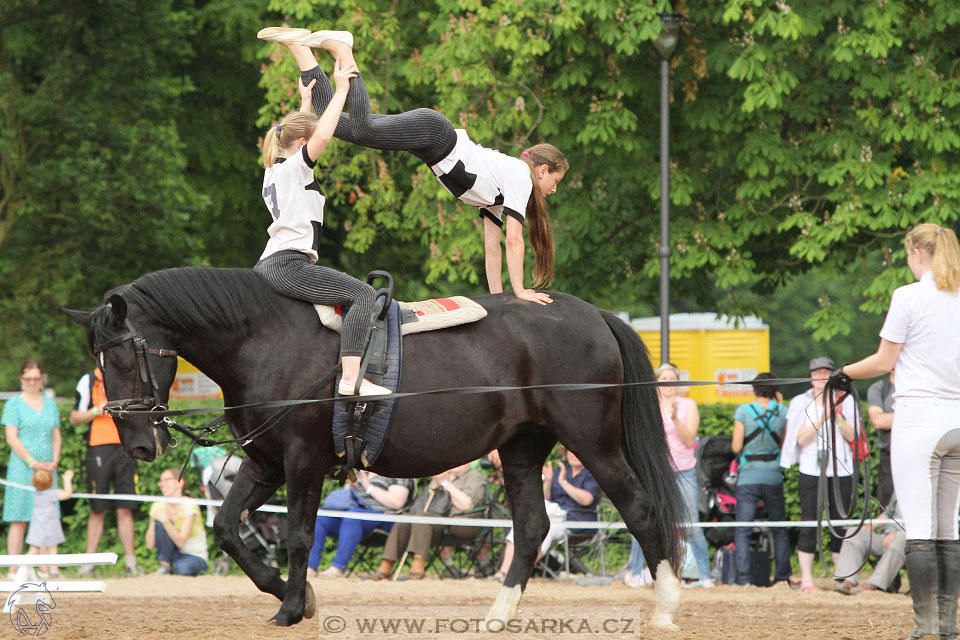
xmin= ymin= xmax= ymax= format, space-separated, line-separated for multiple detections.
xmin=60 ymin=294 xmax=177 ymax=462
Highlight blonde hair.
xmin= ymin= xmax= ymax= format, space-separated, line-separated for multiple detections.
xmin=905 ymin=223 xmax=960 ymax=292
xmin=32 ymin=469 xmax=53 ymax=491
xmin=261 ymin=112 xmax=320 ymax=168
xmin=655 ymin=362 xmax=681 ymax=379
xmin=520 ymin=143 xmax=569 ymax=288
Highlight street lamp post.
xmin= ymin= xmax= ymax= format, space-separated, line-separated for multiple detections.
xmin=653 ymin=13 xmax=681 ymax=365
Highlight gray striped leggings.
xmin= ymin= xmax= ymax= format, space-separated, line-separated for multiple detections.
xmin=254 ymin=252 xmax=374 ymax=357
xmin=302 ymin=66 xmax=457 ymax=166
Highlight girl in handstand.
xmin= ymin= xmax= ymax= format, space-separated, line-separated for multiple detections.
xmin=258 ymin=27 xmax=568 ymax=305
xmin=255 ymin=49 xmax=388 ymax=397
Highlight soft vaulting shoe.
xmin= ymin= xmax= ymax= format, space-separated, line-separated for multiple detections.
xmin=257 ymin=27 xmax=311 ymax=43
xmin=338 ymin=378 xmax=390 ymax=397
xmin=299 ymin=30 xmax=354 ymax=49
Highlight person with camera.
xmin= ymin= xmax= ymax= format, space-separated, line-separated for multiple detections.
xmin=369 ymin=462 xmax=486 ymax=580
xmin=731 ymin=373 xmax=792 ymax=587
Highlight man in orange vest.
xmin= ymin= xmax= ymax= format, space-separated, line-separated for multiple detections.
xmin=69 ymin=366 xmax=143 ymax=577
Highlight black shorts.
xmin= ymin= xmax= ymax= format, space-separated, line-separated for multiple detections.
xmin=86 ymin=444 xmax=139 ymax=512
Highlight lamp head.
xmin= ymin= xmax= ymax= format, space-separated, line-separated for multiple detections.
xmin=653 ymin=13 xmax=683 ymax=60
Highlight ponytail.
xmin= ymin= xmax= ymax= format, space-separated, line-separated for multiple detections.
xmin=520 ymin=143 xmax=568 ymax=288
xmin=905 ymin=223 xmax=960 ymax=292
xmin=261 ymin=111 xmax=320 ymax=168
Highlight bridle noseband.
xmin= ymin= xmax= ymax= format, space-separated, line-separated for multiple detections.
xmin=94 ymin=317 xmax=178 ymax=423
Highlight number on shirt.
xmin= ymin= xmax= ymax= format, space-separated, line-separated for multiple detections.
xmin=263 ymin=183 xmax=280 ymax=221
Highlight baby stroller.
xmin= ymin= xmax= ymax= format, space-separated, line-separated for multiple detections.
xmin=695 ymin=435 xmax=739 ymax=548
xmin=695 ymin=435 xmax=775 ymax=585
xmin=191 ymin=448 xmax=287 ymax=575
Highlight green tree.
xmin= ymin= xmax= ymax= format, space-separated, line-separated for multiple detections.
xmin=258 ymin=0 xmax=960 ymax=338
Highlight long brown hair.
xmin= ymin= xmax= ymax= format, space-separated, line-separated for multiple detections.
xmin=261 ymin=112 xmax=320 ymax=168
xmin=905 ymin=223 xmax=960 ymax=292
xmin=520 ymin=143 xmax=568 ymax=287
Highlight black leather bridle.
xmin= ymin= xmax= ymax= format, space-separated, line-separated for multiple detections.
xmin=94 ymin=317 xmax=178 ymax=422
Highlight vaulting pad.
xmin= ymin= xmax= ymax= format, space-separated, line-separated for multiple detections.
xmin=315 ymin=296 xmax=486 ymax=335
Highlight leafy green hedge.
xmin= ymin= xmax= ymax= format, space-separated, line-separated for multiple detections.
xmin=1 ymin=399 xmax=238 ymax=575
xmin=0 ymin=399 xmax=877 ymax=575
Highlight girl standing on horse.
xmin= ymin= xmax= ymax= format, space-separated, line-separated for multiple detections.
xmin=254 ymin=49 xmax=388 ymax=397
xmin=258 ymin=27 xmax=568 ymax=305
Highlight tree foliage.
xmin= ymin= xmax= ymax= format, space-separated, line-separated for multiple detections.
xmin=3 ymin=0 xmax=960 ymax=390
xmin=259 ymin=0 xmax=960 ymax=327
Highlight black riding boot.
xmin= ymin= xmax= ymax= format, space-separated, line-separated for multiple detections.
xmin=937 ymin=540 xmax=960 ymax=640
xmin=906 ymin=539 xmax=940 ymax=640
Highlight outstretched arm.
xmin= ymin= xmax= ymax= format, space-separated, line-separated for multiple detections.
xmin=504 ymin=216 xmax=552 ymax=304
xmin=483 ymin=217 xmax=503 ymax=294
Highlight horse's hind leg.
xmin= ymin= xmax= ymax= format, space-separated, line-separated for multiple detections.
xmin=213 ymin=458 xmax=287 ymax=609
xmin=484 ymin=431 xmax=556 ymax=627
xmin=573 ymin=450 xmax=682 ymax=631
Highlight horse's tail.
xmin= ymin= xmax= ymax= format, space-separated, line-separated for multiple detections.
xmin=600 ymin=310 xmax=685 ymax=575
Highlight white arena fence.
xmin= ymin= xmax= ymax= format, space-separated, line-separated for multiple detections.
xmin=0 ymin=478 xmax=893 ymax=530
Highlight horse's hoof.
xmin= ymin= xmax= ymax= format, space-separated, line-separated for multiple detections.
xmin=265 ymin=617 xmax=278 ymax=626
xmin=303 ymin=581 xmax=317 ymax=619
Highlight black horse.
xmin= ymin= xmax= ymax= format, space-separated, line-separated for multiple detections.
xmin=61 ymin=267 xmax=686 ymax=629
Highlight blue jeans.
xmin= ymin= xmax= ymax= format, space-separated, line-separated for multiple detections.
xmin=734 ymin=483 xmax=791 ymax=585
xmin=308 ymin=508 xmax=394 ymax=571
xmin=153 ymin=521 xmax=207 ymax=576
xmin=630 ymin=467 xmax=711 ymax=579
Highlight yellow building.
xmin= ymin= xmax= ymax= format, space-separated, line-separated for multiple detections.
xmin=169 ymin=357 xmax=222 ymax=401
xmin=630 ymin=313 xmax=770 ymax=405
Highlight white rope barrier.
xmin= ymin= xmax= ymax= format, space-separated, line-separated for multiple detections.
xmin=0 ymin=478 xmax=892 ymax=530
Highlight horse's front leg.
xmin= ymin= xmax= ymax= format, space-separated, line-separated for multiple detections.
xmin=269 ymin=447 xmax=325 ymax=627
xmin=484 ymin=432 xmax=556 ymax=628
xmin=213 ymin=459 xmax=286 ymax=607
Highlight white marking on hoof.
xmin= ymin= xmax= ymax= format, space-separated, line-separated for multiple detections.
xmin=650 ymin=559 xmax=681 ymax=631
xmin=484 ymin=585 xmax=522 ymax=631
xmin=303 ymin=580 xmax=317 ymax=619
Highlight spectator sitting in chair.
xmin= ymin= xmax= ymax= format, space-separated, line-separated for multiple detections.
xmin=833 ymin=494 xmax=906 ymax=595
xmin=307 ymin=471 xmax=414 ymax=578
xmin=369 ymin=461 xmax=487 ymax=580
xmin=491 ymin=447 xmax=600 ymax=581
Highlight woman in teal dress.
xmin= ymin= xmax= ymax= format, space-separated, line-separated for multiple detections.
xmin=2 ymin=359 xmax=62 ymax=555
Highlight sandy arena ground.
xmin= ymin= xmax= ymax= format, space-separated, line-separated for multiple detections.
xmin=6 ymin=573 xmax=917 ymax=640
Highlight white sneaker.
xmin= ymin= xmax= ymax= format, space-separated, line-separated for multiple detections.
xmin=702 ymin=578 xmax=716 ymax=588
xmin=338 ymin=379 xmax=390 ymax=397
xmin=626 ymin=568 xmax=653 ymax=588
xmin=257 ymin=27 xmax=312 ymax=43
xmin=299 ymin=30 xmax=354 ymax=49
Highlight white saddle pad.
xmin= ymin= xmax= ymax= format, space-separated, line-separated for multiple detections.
xmin=315 ymin=296 xmax=487 ymax=335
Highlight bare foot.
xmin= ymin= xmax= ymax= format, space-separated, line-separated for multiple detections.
xmin=318 ymin=566 xmax=344 ymax=578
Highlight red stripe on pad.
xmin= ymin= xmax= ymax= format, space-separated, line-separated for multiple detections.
xmin=433 ymin=298 xmax=460 ymax=312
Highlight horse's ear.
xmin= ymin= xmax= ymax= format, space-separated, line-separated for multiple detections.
xmin=107 ymin=294 xmax=128 ymax=326
xmin=58 ymin=306 xmax=93 ymax=328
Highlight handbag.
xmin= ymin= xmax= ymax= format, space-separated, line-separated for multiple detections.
xmin=410 ymin=487 xmax=452 ymax=516
xmin=850 ymin=435 xmax=869 ymax=463
xmin=322 ymin=487 xmax=366 ymax=511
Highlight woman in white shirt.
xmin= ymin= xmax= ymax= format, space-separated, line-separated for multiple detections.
xmin=831 ymin=223 xmax=960 ymax=640
xmin=258 ymin=28 xmax=567 ymax=306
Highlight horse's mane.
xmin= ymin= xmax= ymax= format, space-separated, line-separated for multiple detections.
xmin=104 ymin=267 xmax=286 ymax=334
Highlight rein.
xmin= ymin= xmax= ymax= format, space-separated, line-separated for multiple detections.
xmin=107 ymin=375 xmax=814 ymax=451
xmin=815 ymin=381 xmax=875 ymax=580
